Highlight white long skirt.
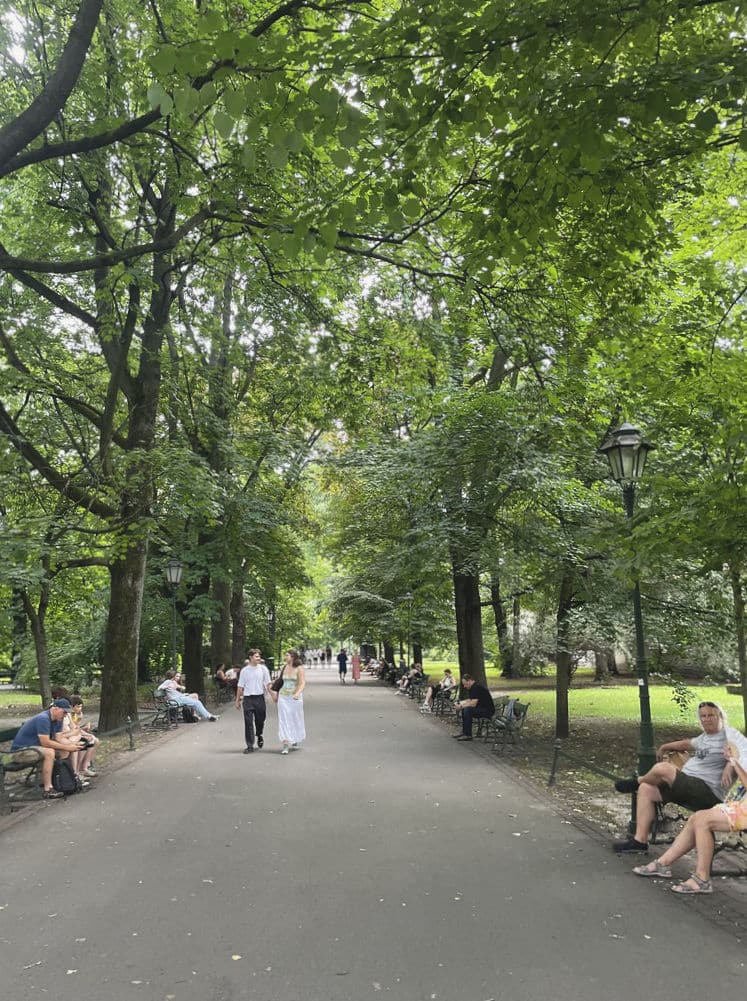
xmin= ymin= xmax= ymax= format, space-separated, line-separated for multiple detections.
xmin=277 ymin=694 xmax=306 ymax=744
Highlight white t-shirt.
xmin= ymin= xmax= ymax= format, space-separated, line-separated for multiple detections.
xmin=237 ymin=663 xmax=270 ymax=696
xmin=683 ymin=730 xmax=728 ymax=797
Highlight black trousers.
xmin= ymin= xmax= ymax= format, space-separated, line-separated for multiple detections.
xmin=242 ymin=695 xmax=267 ymax=747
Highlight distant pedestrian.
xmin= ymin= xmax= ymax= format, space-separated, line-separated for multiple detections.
xmin=236 ymin=649 xmax=271 ymax=753
xmin=337 ymin=648 xmax=348 ymax=684
xmin=351 ymin=650 xmax=361 ymax=684
xmin=278 ymin=650 xmax=306 ymax=755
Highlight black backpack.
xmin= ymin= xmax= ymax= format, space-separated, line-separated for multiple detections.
xmin=52 ymin=759 xmax=79 ymax=795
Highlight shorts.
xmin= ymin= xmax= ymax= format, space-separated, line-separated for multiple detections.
xmin=717 ymin=799 xmax=747 ymax=832
xmin=662 ymin=771 xmax=721 ymax=812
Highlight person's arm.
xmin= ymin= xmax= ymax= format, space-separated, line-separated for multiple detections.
xmin=38 ymin=731 xmax=86 ymax=753
xmin=293 ymin=666 xmax=306 ymax=698
xmin=655 ymin=738 xmax=693 ymax=760
xmin=235 ymin=682 xmax=244 ymax=708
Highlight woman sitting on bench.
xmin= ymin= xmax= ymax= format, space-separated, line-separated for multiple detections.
xmin=632 ymin=739 xmax=747 ymax=894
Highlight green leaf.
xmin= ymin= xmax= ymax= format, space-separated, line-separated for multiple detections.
xmin=402 ymin=197 xmax=421 ymax=219
xmin=214 ymin=110 xmax=234 ymax=139
xmin=147 ymin=82 xmax=167 ymax=111
xmin=241 ymin=145 xmax=256 ymax=171
xmin=267 ymin=145 xmax=289 ymax=169
xmin=150 ymin=45 xmax=177 ymax=76
xmin=319 ymin=222 xmax=338 ymax=247
xmin=174 ymin=87 xmax=199 ymax=115
xmin=224 ymin=88 xmax=246 ymax=118
xmin=693 ymin=107 xmax=719 ymax=132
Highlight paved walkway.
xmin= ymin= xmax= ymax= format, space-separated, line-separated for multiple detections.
xmin=1 ymin=671 xmax=745 ymax=1001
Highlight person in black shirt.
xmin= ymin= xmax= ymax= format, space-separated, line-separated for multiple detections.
xmin=452 ymin=675 xmax=495 ymax=741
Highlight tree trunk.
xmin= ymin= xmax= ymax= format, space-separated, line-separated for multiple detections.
xmin=210 ymin=576 xmax=232 ymax=667
xmin=452 ymin=568 xmax=486 ymax=685
xmin=593 ymin=651 xmax=609 ymax=684
xmin=555 ymin=567 xmax=576 ymax=739
xmin=22 ymin=586 xmax=50 ymax=707
xmin=728 ymin=564 xmax=747 ymax=731
xmin=99 ymin=542 xmax=147 ymax=731
xmin=512 ymin=596 xmax=521 ymax=672
xmin=490 ymin=574 xmax=513 ymax=677
xmin=11 ymin=587 xmax=27 ymax=687
xmin=384 ymin=640 xmax=395 ymax=665
xmin=413 ymin=641 xmax=423 ymax=666
xmin=230 ymin=583 xmax=246 ymax=665
xmin=183 ymin=615 xmax=204 ymax=697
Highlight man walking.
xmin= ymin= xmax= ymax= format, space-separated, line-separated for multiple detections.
xmin=236 ymin=649 xmax=271 ymax=753
xmin=452 ymin=675 xmax=495 ymax=741
xmin=337 ymin=648 xmax=348 ymax=684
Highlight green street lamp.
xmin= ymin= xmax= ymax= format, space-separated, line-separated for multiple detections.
xmin=598 ymin=423 xmax=656 ymax=774
xmin=165 ymin=557 xmax=183 ymax=674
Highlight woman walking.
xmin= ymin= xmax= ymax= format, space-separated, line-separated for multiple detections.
xmin=278 ymin=650 xmax=306 ymax=755
xmin=351 ymin=650 xmax=362 ymax=684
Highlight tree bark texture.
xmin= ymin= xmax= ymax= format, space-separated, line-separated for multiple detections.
xmin=490 ymin=574 xmax=513 ymax=677
xmin=554 ymin=567 xmax=576 ymax=739
xmin=210 ymin=577 xmax=232 ymax=668
xmin=99 ymin=544 xmax=147 ymax=732
xmin=452 ymin=568 xmax=486 ymax=686
xmin=230 ymin=584 xmax=247 ymax=665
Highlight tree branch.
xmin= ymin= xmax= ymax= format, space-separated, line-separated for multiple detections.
xmin=0 ymin=0 xmax=104 ymax=172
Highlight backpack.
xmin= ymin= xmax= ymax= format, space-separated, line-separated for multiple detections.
xmin=52 ymin=758 xmax=79 ymax=795
xmin=181 ymin=706 xmax=198 ymax=723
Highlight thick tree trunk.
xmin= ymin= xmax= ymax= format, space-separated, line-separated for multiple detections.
xmin=555 ymin=568 xmax=575 ymax=739
xmin=183 ymin=616 xmax=204 ymax=697
xmin=99 ymin=543 xmax=147 ymax=731
xmin=490 ymin=574 xmax=513 ymax=677
xmin=230 ymin=584 xmax=246 ymax=665
xmin=210 ymin=577 xmax=232 ymax=667
xmin=183 ymin=565 xmax=210 ymax=695
xmin=413 ymin=641 xmax=423 ymax=666
xmin=452 ymin=568 xmax=486 ymax=686
xmin=593 ymin=651 xmax=609 ymax=684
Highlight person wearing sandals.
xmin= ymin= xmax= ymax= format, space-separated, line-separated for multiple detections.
xmin=632 ymin=735 xmax=747 ymax=894
xmin=277 ymin=650 xmax=306 ymax=755
xmin=612 ymin=701 xmax=733 ymax=853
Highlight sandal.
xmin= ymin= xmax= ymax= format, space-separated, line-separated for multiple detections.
xmin=671 ymin=873 xmax=713 ymax=895
xmin=633 ymin=860 xmax=672 ymax=878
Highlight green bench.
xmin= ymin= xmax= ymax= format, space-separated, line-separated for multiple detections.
xmin=0 ymin=726 xmax=44 ymax=814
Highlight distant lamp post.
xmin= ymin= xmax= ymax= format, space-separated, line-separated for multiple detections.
xmin=598 ymin=422 xmax=656 ymax=774
xmin=404 ymin=592 xmax=413 ymax=670
xmin=165 ymin=557 xmax=183 ymax=674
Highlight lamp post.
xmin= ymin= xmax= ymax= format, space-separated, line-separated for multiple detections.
xmin=598 ymin=423 xmax=656 ymax=774
xmin=165 ymin=557 xmax=183 ymax=674
xmin=403 ymin=592 xmax=413 ymax=670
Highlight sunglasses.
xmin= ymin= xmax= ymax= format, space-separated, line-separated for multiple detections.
xmin=698 ymin=702 xmax=718 ymax=709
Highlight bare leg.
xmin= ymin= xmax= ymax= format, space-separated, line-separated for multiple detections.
xmin=633 ymin=781 xmax=665 ymax=843
xmin=40 ymin=747 xmax=55 ymax=790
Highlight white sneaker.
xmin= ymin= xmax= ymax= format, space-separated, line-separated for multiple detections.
xmin=281 ymin=746 xmax=289 ymax=755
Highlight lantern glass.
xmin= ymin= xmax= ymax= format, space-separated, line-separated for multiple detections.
xmin=165 ymin=557 xmax=183 ymax=586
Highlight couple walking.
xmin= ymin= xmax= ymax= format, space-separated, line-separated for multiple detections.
xmin=236 ymin=649 xmax=306 ymax=755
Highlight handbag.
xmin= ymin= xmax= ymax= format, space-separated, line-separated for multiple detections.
xmin=270 ymin=669 xmax=284 ymax=693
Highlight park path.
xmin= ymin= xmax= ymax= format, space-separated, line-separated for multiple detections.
xmin=0 ymin=670 xmax=744 ymax=1001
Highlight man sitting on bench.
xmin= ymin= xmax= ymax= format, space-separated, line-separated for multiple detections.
xmin=10 ymin=699 xmax=81 ymax=800
xmin=452 ymin=675 xmax=495 ymax=742
xmin=612 ymin=701 xmax=733 ymax=853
